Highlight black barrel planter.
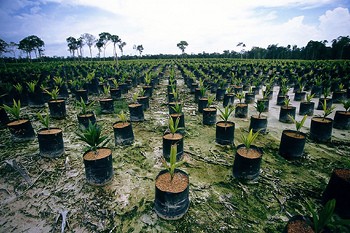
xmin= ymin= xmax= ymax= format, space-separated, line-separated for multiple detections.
xmin=143 ymin=86 xmax=153 ymax=98
xmin=332 ymin=91 xmax=346 ymax=103
xmin=48 ymin=99 xmax=66 ymax=119
xmin=58 ymin=85 xmax=69 ymax=99
xmin=249 ymin=115 xmax=267 ymax=133
xmin=223 ymin=93 xmax=234 ymax=107
xmin=348 ymin=88 xmax=350 ymax=98
xmin=0 ymin=108 xmax=10 ymax=128
xmin=76 ymin=89 xmax=88 ymax=103
xmin=216 ymin=89 xmax=225 ymax=101
xmin=37 ymin=128 xmax=64 ymax=158
xmin=77 ymin=112 xmax=96 ymax=129
xmin=235 ymin=103 xmax=248 ymax=118
xmin=28 ymin=92 xmax=45 ymax=108
xmin=154 ymin=169 xmax=190 ymax=220
xmin=113 ymin=121 xmax=134 ymax=145
xmin=110 ymin=88 xmax=121 ymax=100
xmin=119 ymin=83 xmax=128 ymax=94
xmin=128 ymin=103 xmax=144 ymax=122
xmin=83 ymin=148 xmax=113 ymax=186
xmin=322 ymin=168 xmax=350 ymax=219
xmin=232 ymin=144 xmax=263 ymax=181
xmin=203 ymin=107 xmax=217 ymax=125
xmin=252 ymin=87 xmax=260 ymax=95
xmin=190 ymin=83 xmax=198 ymax=94
xmin=257 ymin=99 xmax=269 ymax=112
xmin=194 ymin=88 xmax=202 ymax=103
xmin=7 ymin=119 xmax=36 ymax=142
xmin=294 ymin=92 xmax=306 ymax=101
xmin=279 ymin=106 xmax=296 ymax=123
xmin=244 ymin=93 xmax=255 ymax=104
xmin=162 ymin=132 xmax=184 ymax=161
xmin=170 ymin=113 xmax=185 ymax=135
xmin=316 ymin=98 xmax=332 ymax=110
xmin=279 ymin=130 xmax=306 ymax=160
xmin=276 ymin=95 xmax=288 ymax=106
xmin=137 ymin=96 xmax=150 ymax=111
xmin=311 ymin=86 xmax=322 ymax=98
xmin=215 ymin=121 xmax=235 ymax=145
xmin=333 ymin=110 xmax=350 ymax=129
xmin=283 ymin=215 xmax=313 ymax=233
xmin=198 ymin=98 xmax=208 ymax=113
xmin=310 ymin=117 xmax=333 ymax=142
xmin=99 ymin=98 xmax=114 ymax=114
xmin=234 ymin=86 xmax=243 ymax=94
xmin=299 ymin=101 xmax=315 ymax=116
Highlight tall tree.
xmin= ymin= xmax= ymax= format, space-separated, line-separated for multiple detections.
xmin=136 ymin=45 xmax=144 ymax=56
xmin=77 ymin=37 xmax=84 ymax=59
xmin=331 ymin=36 xmax=350 ymax=59
xmin=18 ymin=35 xmax=44 ymax=60
xmin=118 ymin=41 xmax=126 ymax=56
xmin=8 ymin=42 xmax=18 ymax=59
xmin=66 ymin=36 xmax=78 ymax=58
xmin=95 ymin=40 xmax=103 ymax=60
xmin=236 ymin=42 xmax=246 ymax=59
xmin=110 ymin=34 xmax=121 ymax=62
xmin=98 ymin=32 xmax=111 ymax=60
xmin=0 ymin=38 xmax=8 ymax=57
xmin=177 ymin=41 xmax=188 ymax=54
xmin=81 ymin=33 xmax=96 ymax=60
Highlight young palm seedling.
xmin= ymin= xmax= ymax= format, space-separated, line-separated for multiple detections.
xmin=233 ymin=129 xmax=263 ymax=180
xmin=3 ymin=99 xmax=21 ymax=121
xmin=37 ymin=110 xmax=64 ymax=158
xmin=155 ymin=144 xmax=189 ymax=219
xmin=77 ymin=121 xmax=113 ymax=185
xmin=218 ymin=106 xmax=235 ymax=125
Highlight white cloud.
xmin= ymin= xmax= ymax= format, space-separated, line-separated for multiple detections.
xmin=319 ymin=7 xmax=350 ymax=40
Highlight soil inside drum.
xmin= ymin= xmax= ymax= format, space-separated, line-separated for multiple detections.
xmin=155 ymin=172 xmax=189 ymax=193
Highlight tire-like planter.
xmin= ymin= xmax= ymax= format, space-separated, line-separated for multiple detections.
xmin=310 ymin=117 xmax=333 ymax=142
xmin=48 ymin=99 xmax=66 ymax=119
xmin=223 ymin=93 xmax=234 ymax=107
xmin=77 ymin=112 xmax=96 ymax=129
xmin=244 ymin=93 xmax=255 ymax=104
xmin=154 ymin=169 xmax=190 ymax=220
xmin=232 ymin=144 xmax=263 ymax=181
xmin=198 ymin=98 xmax=208 ymax=113
xmin=322 ymin=168 xmax=350 ymax=219
xmin=294 ymin=92 xmax=306 ymax=101
xmin=7 ymin=119 xmax=35 ymax=142
xmin=249 ymin=115 xmax=267 ymax=133
xmin=113 ymin=121 xmax=134 ymax=145
xmin=37 ymin=128 xmax=64 ymax=158
xmin=279 ymin=130 xmax=306 ymax=160
xmin=215 ymin=121 xmax=235 ymax=145
xmin=83 ymin=147 xmax=113 ymax=186
xmin=203 ymin=107 xmax=217 ymax=125
xmin=235 ymin=103 xmax=248 ymax=118
xmin=162 ymin=132 xmax=184 ymax=161
xmin=128 ymin=103 xmax=144 ymax=122
xmin=137 ymin=96 xmax=149 ymax=111
xmin=279 ymin=106 xmax=296 ymax=123
xmin=28 ymin=92 xmax=45 ymax=108
xmin=299 ymin=101 xmax=315 ymax=116
xmin=333 ymin=110 xmax=350 ymax=130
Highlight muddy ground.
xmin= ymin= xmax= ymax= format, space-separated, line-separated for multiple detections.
xmin=0 ymin=69 xmax=349 ymax=233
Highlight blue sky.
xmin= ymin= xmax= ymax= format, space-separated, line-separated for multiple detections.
xmin=1 ymin=0 xmax=350 ymax=58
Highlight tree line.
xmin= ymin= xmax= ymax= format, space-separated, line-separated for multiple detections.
xmin=0 ymin=34 xmax=349 ymax=61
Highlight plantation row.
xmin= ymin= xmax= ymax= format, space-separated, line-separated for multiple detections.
xmin=0 ymin=59 xmax=349 ymax=232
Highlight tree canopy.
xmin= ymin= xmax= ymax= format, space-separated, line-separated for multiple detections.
xmin=177 ymin=41 xmax=189 ymax=54
xmin=18 ymin=35 xmax=45 ymax=60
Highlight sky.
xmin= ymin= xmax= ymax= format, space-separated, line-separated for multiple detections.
xmin=0 ymin=0 xmax=350 ymax=58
